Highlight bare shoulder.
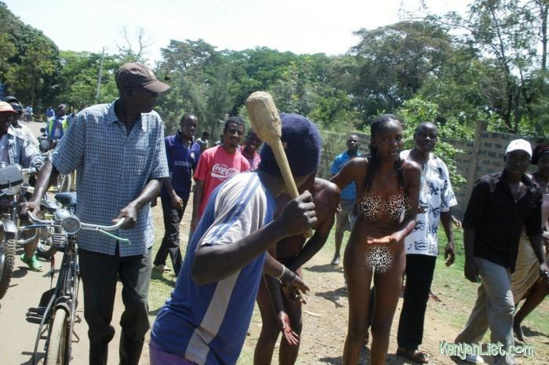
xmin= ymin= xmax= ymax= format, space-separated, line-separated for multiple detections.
xmin=313 ymin=178 xmax=341 ymax=212
xmin=402 ymin=159 xmax=422 ymax=176
xmin=348 ymin=156 xmax=368 ymax=168
xmin=313 ymin=178 xmax=340 ymax=197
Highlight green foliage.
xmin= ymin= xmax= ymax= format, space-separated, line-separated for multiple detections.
xmin=55 ymin=50 xmax=120 ymax=111
xmin=350 ymin=20 xmax=455 ymax=127
xmin=397 ymin=97 xmax=467 ymax=189
xmin=4 ymin=0 xmax=549 ymax=140
xmin=438 ymin=0 xmax=549 ymax=134
xmin=0 ymin=2 xmax=61 ymax=110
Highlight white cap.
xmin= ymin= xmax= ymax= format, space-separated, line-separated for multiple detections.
xmin=505 ymin=139 xmax=532 ymax=157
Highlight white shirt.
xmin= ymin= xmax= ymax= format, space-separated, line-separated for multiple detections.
xmin=401 ymin=150 xmax=457 ymax=256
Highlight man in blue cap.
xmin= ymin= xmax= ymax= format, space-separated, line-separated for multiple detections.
xmin=150 ymin=113 xmax=322 ymax=365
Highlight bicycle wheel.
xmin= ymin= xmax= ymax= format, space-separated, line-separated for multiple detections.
xmin=0 ymin=238 xmax=16 ymax=300
xmin=45 ymin=308 xmax=68 ymax=365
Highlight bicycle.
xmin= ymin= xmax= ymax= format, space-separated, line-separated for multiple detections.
xmin=22 ymin=197 xmax=130 ymax=365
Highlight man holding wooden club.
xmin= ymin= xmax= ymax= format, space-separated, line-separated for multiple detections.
xmin=151 ymin=111 xmax=322 ymax=365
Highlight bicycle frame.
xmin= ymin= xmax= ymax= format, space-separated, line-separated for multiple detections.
xmin=23 ymin=202 xmax=128 ymax=365
xmin=32 ymin=232 xmax=79 ymax=365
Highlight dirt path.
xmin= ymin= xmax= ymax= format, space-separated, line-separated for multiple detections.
xmin=241 ymin=253 xmax=462 ymax=365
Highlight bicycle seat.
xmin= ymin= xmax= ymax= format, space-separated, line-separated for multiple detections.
xmin=55 ymin=192 xmax=77 ymax=208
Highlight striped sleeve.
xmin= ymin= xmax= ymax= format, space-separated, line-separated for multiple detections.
xmin=199 ymin=173 xmax=267 ymax=248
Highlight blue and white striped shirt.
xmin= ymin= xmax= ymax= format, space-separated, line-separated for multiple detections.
xmin=152 ymin=172 xmax=276 ymax=365
xmin=51 ymin=100 xmax=169 ymax=256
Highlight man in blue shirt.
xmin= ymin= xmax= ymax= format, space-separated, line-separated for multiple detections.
xmin=22 ymin=62 xmax=170 ymax=365
xmin=330 ymin=133 xmax=360 ymax=265
xmin=150 ymin=113 xmax=322 ymax=365
xmin=153 ymin=113 xmax=201 ymax=276
xmin=46 ymin=104 xmax=69 ymax=143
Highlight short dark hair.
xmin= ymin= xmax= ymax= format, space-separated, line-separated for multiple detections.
xmin=223 ymin=116 xmax=245 ymax=132
xmin=532 ymin=144 xmax=549 ymax=165
xmin=414 ymin=121 xmax=437 ymax=136
xmin=180 ymin=112 xmax=197 ymax=123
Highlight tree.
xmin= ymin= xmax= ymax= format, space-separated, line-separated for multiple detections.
xmin=156 ymin=39 xmax=229 ymax=136
xmin=442 ymin=0 xmax=540 ymax=133
xmin=0 ymin=2 xmax=61 ymax=110
xmin=55 ymin=50 xmax=120 ymax=111
xmin=349 ymin=20 xmax=455 ymax=127
xmin=116 ymin=26 xmax=152 ymax=64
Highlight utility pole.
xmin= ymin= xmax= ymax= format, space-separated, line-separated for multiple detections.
xmin=95 ymin=47 xmax=105 ymax=102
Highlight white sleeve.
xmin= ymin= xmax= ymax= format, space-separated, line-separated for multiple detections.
xmin=199 ymin=175 xmax=270 ymax=247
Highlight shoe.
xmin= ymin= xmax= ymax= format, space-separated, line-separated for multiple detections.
xmin=396 ymin=348 xmax=429 ymax=364
xmin=464 ymin=354 xmax=485 ymax=363
xmin=21 ymin=253 xmax=43 ymax=272
xmin=331 ymin=257 xmax=340 ymax=266
xmin=153 ymin=264 xmax=171 ymax=273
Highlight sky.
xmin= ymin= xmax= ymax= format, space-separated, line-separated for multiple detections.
xmin=5 ymin=0 xmax=470 ymax=65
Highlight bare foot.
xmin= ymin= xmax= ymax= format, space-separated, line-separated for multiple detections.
xmin=513 ymin=321 xmax=527 ymax=343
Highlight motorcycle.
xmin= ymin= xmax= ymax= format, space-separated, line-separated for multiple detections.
xmin=0 ymin=164 xmax=25 ymax=300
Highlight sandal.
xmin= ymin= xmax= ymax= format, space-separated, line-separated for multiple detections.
xmin=397 ymin=348 xmax=429 ymax=364
xmin=153 ymin=264 xmax=171 ymax=273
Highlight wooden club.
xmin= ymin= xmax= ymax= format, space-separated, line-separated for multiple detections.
xmin=245 ymin=91 xmax=313 ymax=238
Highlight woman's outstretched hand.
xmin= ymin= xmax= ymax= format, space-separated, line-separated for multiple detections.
xmin=365 ymin=234 xmax=397 ymax=245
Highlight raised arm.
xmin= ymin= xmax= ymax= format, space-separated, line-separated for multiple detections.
xmin=192 ymin=191 xmax=317 ymax=285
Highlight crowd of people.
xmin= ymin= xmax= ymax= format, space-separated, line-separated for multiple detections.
xmin=1 ymin=61 xmax=548 ymax=365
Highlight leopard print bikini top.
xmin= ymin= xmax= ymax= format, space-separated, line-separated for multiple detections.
xmin=357 ymin=192 xmax=411 ymax=223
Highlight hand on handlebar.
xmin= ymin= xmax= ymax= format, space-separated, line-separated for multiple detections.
xmin=19 ymin=201 xmax=41 ymax=218
xmin=116 ymin=205 xmax=138 ymax=229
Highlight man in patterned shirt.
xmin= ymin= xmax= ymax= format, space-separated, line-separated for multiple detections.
xmin=396 ymin=122 xmax=457 ymax=364
xmin=22 ymin=62 xmax=170 ymax=365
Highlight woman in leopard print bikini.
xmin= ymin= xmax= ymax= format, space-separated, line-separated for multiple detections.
xmin=331 ymin=114 xmax=421 ymax=365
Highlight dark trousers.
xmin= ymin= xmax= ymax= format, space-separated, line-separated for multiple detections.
xmin=79 ymin=247 xmax=152 ymax=365
xmin=153 ymin=196 xmax=187 ymax=276
xmin=397 ymin=254 xmax=437 ymax=350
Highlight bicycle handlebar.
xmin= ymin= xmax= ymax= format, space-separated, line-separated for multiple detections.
xmin=26 ymin=212 xmax=130 ymax=244
xmin=81 ymin=218 xmax=126 ymax=231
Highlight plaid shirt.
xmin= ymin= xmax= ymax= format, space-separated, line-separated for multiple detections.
xmin=51 ymin=100 xmax=169 ymax=256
